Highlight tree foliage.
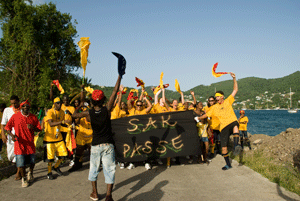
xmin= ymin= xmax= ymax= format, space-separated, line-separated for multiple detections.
xmin=0 ymin=0 xmax=80 ymax=108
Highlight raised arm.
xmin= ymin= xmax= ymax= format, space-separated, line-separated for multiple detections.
xmin=162 ymin=87 xmax=166 ymax=104
xmin=190 ymin=91 xmax=196 ymax=105
xmin=154 ymin=89 xmax=162 ymax=105
xmin=139 ymin=88 xmax=145 ymax=101
xmin=144 ymin=97 xmax=152 ymax=114
xmin=117 ymin=85 xmax=124 ymax=108
xmin=106 ymin=75 xmax=122 ymax=112
xmin=180 ymin=91 xmax=185 ymax=104
xmin=127 ymin=98 xmax=134 ymax=111
xmin=230 ymin=72 xmax=238 ymax=98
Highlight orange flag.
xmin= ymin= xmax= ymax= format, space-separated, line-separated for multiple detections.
xmin=212 ymin=63 xmax=228 ymax=78
xmin=77 ymin=37 xmax=91 ymax=77
xmin=52 ymin=80 xmax=64 ymax=94
xmin=135 ymin=77 xmax=145 ymax=89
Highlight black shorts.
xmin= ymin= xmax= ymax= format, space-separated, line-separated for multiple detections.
xmin=220 ymin=121 xmax=239 ymax=148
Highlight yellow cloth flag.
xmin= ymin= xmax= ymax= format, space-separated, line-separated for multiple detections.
xmin=84 ymin=86 xmax=94 ymax=94
xmin=175 ymin=79 xmax=181 ymax=94
xmin=159 ymin=72 xmax=164 ymax=88
xmin=130 ymin=89 xmax=138 ymax=93
xmin=34 ymin=135 xmax=39 ymax=147
xmin=65 ymin=126 xmax=74 ymax=152
xmin=212 ymin=62 xmax=228 ymax=78
xmin=77 ymin=37 xmax=91 ymax=77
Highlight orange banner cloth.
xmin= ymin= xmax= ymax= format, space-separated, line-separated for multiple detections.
xmin=212 ymin=63 xmax=228 ymax=78
xmin=52 ymin=80 xmax=64 ymax=94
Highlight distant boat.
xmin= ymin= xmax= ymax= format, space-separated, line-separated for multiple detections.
xmin=288 ymin=87 xmax=297 ymax=113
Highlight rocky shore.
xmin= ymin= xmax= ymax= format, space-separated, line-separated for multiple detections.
xmin=248 ymin=128 xmax=300 ymax=172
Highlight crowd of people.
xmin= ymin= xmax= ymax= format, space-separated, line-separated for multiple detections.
xmin=0 ymin=72 xmax=252 ymax=201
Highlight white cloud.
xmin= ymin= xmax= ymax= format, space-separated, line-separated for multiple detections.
xmin=25 ymin=0 xmax=46 ymax=5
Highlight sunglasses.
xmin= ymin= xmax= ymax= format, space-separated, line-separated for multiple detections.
xmin=208 ymin=100 xmax=214 ymax=102
xmin=136 ymin=105 xmax=143 ymax=107
xmin=22 ymin=104 xmax=30 ymax=107
xmin=55 ymin=102 xmax=61 ymax=104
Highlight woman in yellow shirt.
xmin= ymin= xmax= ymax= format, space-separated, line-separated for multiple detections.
xmin=238 ymin=110 xmax=251 ymax=150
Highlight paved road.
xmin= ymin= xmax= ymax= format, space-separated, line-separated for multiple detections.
xmin=1 ymin=155 xmax=299 ymax=201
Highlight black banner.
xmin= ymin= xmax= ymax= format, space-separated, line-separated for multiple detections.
xmin=112 ymin=110 xmax=201 ymax=162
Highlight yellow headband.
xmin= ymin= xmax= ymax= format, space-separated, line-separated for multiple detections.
xmin=54 ymin=97 xmax=61 ymax=103
xmin=215 ymin=93 xmax=223 ymax=97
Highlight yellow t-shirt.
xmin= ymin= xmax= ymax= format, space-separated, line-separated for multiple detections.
xmin=119 ymin=108 xmax=128 ymax=118
xmin=111 ymin=105 xmax=119 ymax=120
xmin=206 ymin=95 xmax=237 ymax=131
xmin=153 ymin=103 xmax=169 ymax=113
xmin=111 ymin=105 xmax=128 ymax=119
xmin=77 ymin=117 xmax=93 ymax=137
xmin=128 ymin=108 xmax=148 ymax=116
xmin=238 ymin=116 xmax=248 ymax=131
xmin=178 ymin=103 xmax=184 ymax=111
xmin=203 ymin=106 xmax=209 ymax=113
xmin=206 ymin=106 xmax=220 ymax=131
xmin=197 ymin=122 xmax=208 ymax=138
xmin=43 ymin=108 xmax=65 ymax=142
xmin=60 ymin=104 xmax=75 ymax=132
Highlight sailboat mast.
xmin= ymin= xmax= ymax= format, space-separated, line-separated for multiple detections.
xmin=290 ymin=87 xmax=292 ymax=108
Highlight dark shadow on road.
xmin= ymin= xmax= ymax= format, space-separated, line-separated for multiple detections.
xmin=238 ymin=150 xmax=245 ymax=166
xmin=276 ymin=179 xmax=298 ymax=201
xmin=128 ymin=180 xmax=168 ymax=201
xmin=113 ymin=166 xmax=167 ymax=201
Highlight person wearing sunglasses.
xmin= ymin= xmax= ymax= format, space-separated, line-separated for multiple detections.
xmin=205 ymin=96 xmax=221 ymax=158
xmin=43 ymin=97 xmax=71 ymax=180
xmin=196 ymin=72 xmax=241 ymax=171
xmin=126 ymin=89 xmax=152 ymax=170
xmin=127 ymin=89 xmax=152 ymax=116
xmin=5 ymin=100 xmax=41 ymax=187
xmin=238 ymin=110 xmax=251 ymax=150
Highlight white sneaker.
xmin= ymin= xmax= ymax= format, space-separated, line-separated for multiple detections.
xmin=22 ymin=178 xmax=29 ymax=188
xmin=156 ymin=159 xmax=163 ymax=165
xmin=27 ymin=172 xmax=34 ymax=183
xmin=69 ymin=160 xmax=74 ymax=167
xmin=127 ymin=163 xmax=135 ymax=170
xmin=120 ymin=163 xmax=125 ymax=169
xmin=145 ymin=163 xmax=151 ymax=170
xmin=188 ymin=159 xmax=193 ymax=164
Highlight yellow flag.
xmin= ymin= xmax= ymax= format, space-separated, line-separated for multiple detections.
xmin=159 ymin=72 xmax=164 ymax=88
xmin=130 ymin=89 xmax=138 ymax=93
xmin=175 ymin=79 xmax=181 ymax=94
xmin=77 ymin=37 xmax=91 ymax=77
xmin=84 ymin=86 xmax=94 ymax=94
xmin=34 ymin=135 xmax=39 ymax=147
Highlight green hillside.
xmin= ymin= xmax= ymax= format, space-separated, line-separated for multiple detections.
xmin=93 ymin=71 xmax=300 ymax=109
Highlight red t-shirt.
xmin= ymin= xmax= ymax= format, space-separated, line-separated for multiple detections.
xmin=5 ymin=112 xmax=41 ymax=155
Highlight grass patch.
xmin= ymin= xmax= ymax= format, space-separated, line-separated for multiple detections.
xmin=231 ymin=150 xmax=300 ymax=196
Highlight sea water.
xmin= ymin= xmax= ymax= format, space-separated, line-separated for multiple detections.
xmin=234 ymin=110 xmax=300 ymax=136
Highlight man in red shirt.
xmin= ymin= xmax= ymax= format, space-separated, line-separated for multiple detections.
xmin=5 ymin=100 xmax=41 ymax=187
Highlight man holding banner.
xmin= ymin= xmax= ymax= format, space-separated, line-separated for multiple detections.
xmin=197 ymin=72 xmax=241 ymax=170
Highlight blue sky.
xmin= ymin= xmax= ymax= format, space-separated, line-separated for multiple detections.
xmin=32 ymin=0 xmax=300 ymax=91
